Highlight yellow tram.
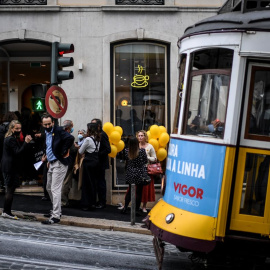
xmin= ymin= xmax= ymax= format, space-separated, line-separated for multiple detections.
xmin=145 ymin=0 xmax=270 ymax=267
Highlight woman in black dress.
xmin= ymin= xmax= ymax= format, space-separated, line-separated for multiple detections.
xmin=121 ymin=137 xmax=148 ymax=213
xmin=79 ymin=123 xmax=101 ymax=210
xmin=1 ymin=120 xmax=32 ymax=219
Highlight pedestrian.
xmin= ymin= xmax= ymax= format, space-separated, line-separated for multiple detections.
xmin=0 ymin=112 xmax=18 ymax=191
xmin=137 ymin=130 xmax=157 ymax=213
xmin=121 ymin=137 xmax=147 ymax=214
xmin=41 ymin=114 xmax=74 ymax=225
xmin=61 ymin=120 xmax=78 ymax=207
xmin=1 ymin=120 xmax=32 ymax=219
xmin=79 ymin=122 xmax=101 ymax=211
xmin=91 ymin=119 xmax=111 ymax=209
xmin=75 ymin=129 xmax=86 ymax=148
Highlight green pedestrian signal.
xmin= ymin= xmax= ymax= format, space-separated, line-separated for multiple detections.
xmin=31 ymin=98 xmax=45 ymax=112
xmin=31 ymin=84 xmax=47 ymax=113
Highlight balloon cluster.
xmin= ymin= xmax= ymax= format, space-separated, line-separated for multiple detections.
xmin=147 ymin=125 xmax=169 ymax=161
xmin=103 ymin=122 xmax=125 ymax=158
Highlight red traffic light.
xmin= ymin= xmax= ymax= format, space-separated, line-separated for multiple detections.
xmin=58 ymin=43 xmax=74 ymax=55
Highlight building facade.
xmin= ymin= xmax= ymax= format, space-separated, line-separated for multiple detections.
xmin=0 ymin=0 xmax=225 ymax=203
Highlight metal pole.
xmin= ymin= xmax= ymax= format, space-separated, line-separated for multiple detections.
xmin=131 ymin=184 xmax=136 ymax=225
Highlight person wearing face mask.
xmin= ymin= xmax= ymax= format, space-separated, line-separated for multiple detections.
xmin=75 ymin=129 xmax=86 ymax=147
xmin=1 ymin=120 xmax=32 ymax=219
xmin=41 ymin=114 xmax=74 ymax=225
xmin=61 ymin=120 xmax=78 ymax=207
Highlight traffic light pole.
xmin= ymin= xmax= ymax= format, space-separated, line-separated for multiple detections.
xmin=51 ymin=42 xmax=59 ymax=85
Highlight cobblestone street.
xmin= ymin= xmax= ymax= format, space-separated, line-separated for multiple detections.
xmin=0 ymin=218 xmax=188 ymax=270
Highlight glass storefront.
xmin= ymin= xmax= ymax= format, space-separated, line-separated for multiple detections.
xmin=114 ymin=43 xmax=167 ymax=186
xmin=0 ymin=48 xmax=9 ymax=118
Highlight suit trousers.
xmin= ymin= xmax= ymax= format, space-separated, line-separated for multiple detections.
xmin=47 ymin=160 xmax=68 ymax=219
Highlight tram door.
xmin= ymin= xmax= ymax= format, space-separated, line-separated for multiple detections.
xmin=230 ymin=63 xmax=270 ymax=235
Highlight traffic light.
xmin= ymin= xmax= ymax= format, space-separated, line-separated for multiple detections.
xmin=51 ymin=42 xmax=74 ymax=85
xmin=31 ymin=84 xmax=47 ymax=112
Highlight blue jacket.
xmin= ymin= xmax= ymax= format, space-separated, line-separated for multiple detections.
xmin=48 ymin=126 xmax=74 ymax=166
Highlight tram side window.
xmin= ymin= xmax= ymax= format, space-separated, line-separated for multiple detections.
xmin=173 ymin=54 xmax=186 ymax=134
xmin=183 ymin=48 xmax=233 ymax=139
xmin=246 ymin=67 xmax=270 ymax=139
xmin=240 ymin=153 xmax=270 ymax=217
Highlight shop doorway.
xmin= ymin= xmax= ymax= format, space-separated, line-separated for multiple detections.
xmin=0 ymin=41 xmax=51 ymax=191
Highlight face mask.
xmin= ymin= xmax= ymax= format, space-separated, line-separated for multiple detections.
xmin=78 ymin=134 xmax=83 ymax=140
xmin=45 ymin=126 xmax=53 ymax=132
xmin=14 ymin=131 xmax=20 ymax=137
xmin=70 ymin=127 xmax=74 ymax=134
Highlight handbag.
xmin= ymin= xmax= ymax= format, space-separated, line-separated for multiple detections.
xmin=147 ymin=162 xmax=163 ymax=175
xmin=142 ymin=173 xmax=151 ymax=186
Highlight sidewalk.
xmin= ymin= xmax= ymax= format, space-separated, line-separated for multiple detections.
xmin=0 ymin=193 xmax=151 ymax=235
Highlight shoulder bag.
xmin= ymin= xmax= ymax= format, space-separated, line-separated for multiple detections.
xmin=147 ymin=162 xmax=163 ymax=175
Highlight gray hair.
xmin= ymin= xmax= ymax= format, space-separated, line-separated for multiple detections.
xmin=79 ymin=129 xmax=86 ymax=134
xmin=62 ymin=120 xmax=73 ymax=131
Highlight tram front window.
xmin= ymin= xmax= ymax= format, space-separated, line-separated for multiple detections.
xmin=240 ymin=153 xmax=270 ymax=217
xmin=185 ymin=73 xmax=230 ymax=138
xmin=183 ymin=48 xmax=233 ymax=139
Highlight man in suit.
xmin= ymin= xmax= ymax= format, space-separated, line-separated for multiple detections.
xmin=91 ymin=118 xmax=111 ymax=209
xmin=41 ymin=114 xmax=74 ymax=225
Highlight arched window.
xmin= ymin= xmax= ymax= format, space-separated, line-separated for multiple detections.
xmin=113 ymin=42 xmax=168 ymax=187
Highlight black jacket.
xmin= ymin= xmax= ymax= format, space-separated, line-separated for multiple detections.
xmin=46 ymin=126 xmax=74 ymax=166
xmin=1 ymin=135 xmax=29 ymax=174
xmin=99 ymin=131 xmax=111 ymax=170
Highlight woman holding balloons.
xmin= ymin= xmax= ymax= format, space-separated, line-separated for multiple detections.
xmin=137 ymin=130 xmax=157 ymax=213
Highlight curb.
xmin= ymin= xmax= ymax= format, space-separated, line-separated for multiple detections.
xmin=10 ymin=210 xmax=152 ymax=236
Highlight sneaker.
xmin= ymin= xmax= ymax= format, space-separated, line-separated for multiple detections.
xmin=1 ymin=212 xmax=19 ymax=220
xmin=96 ymin=203 xmax=106 ymax=209
xmin=41 ymin=217 xmax=60 ymax=225
xmin=29 ymin=180 xmax=38 ymax=185
xmin=22 ymin=181 xmax=29 ymax=186
xmin=43 ymin=210 xmax=53 ymax=218
xmin=142 ymin=208 xmax=148 ymax=213
xmin=41 ymin=196 xmax=50 ymax=201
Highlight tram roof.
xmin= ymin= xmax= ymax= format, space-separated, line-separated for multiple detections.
xmin=182 ymin=10 xmax=270 ymax=40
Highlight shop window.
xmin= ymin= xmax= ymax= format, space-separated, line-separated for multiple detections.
xmin=114 ymin=43 xmax=166 ymax=186
xmin=182 ymin=48 xmax=233 ymax=139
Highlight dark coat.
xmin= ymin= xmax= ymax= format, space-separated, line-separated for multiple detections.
xmin=99 ymin=131 xmax=111 ymax=170
xmin=1 ymin=135 xmax=29 ymax=174
xmin=47 ymin=126 xmax=74 ymax=166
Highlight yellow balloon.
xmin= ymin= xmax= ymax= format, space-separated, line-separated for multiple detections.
xmin=103 ymin=122 xmax=114 ymax=136
xmin=110 ymin=131 xmax=121 ymax=145
xmin=157 ymin=148 xmax=167 ymax=161
xmin=159 ymin=132 xmax=170 ymax=147
xmin=150 ymin=125 xmax=159 ymax=139
xmin=116 ymin=140 xmax=125 ymax=152
xmin=108 ymin=144 xmax=117 ymax=158
xmin=159 ymin=126 xmax=167 ymax=136
xmin=149 ymin=138 xmax=159 ymax=152
xmin=147 ymin=131 xmax=152 ymax=140
xmin=114 ymin=126 xmax=123 ymax=136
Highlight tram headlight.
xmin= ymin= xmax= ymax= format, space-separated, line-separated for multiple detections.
xmin=161 ymin=175 xmax=166 ymax=196
xmin=165 ymin=213 xmax=175 ymax=224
